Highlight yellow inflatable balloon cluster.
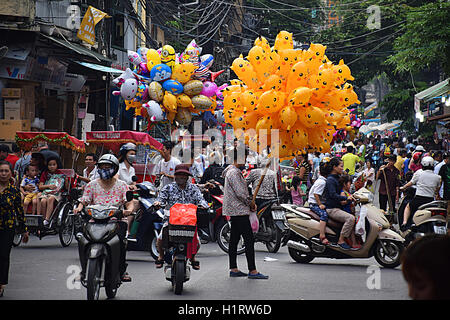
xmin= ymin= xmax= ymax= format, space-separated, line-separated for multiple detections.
xmin=223 ymin=31 xmax=360 ymax=159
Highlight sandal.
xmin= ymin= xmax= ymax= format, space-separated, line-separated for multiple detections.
xmin=190 ymin=260 xmax=200 ymax=270
xmin=121 ymin=272 xmax=132 ymax=282
xmin=155 ymin=259 xmax=164 ymax=269
xmin=320 ymin=236 xmax=330 ymax=245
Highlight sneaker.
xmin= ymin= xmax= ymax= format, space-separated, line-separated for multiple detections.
xmin=338 ymin=242 xmax=352 ymax=250
xmin=248 ymin=272 xmax=269 ymax=280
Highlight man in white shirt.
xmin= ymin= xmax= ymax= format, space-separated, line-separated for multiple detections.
xmin=78 ymin=153 xmax=100 ymax=187
xmin=153 ymin=141 xmax=181 ymax=189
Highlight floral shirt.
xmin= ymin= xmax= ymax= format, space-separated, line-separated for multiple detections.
xmin=0 ymin=182 xmax=26 ymax=232
xmin=80 ymin=179 xmax=128 ymax=208
xmin=157 ymin=182 xmax=208 ymax=209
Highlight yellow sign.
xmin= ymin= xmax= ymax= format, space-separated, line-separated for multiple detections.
xmin=77 ymin=6 xmax=110 ymax=45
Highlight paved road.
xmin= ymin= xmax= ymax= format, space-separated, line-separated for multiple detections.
xmin=4 ymin=235 xmax=409 ymax=300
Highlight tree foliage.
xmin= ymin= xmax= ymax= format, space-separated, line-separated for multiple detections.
xmin=386 ymin=0 xmax=450 ymax=76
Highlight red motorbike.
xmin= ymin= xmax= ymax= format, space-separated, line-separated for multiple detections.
xmin=197 ymin=181 xmax=229 ymax=244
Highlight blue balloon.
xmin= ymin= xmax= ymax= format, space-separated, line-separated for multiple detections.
xmin=162 ymin=79 xmax=184 ymax=95
xmin=150 ymin=64 xmax=172 ymax=82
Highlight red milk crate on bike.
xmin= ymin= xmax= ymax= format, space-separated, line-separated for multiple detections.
xmin=168 ymin=203 xmax=197 ymax=243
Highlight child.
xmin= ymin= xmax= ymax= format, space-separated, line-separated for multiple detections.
xmin=340 ymin=175 xmax=354 ymax=215
xmin=308 ymin=162 xmax=330 ymax=245
xmin=339 ymin=174 xmax=360 ymax=249
xmin=39 ymin=156 xmax=66 ymax=226
xmin=290 ymin=176 xmax=306 ymax=206
xmin=363 ymin=159 xmax=375 ymax=193
xmin=20 ymin=165 xmax=41 ymax=215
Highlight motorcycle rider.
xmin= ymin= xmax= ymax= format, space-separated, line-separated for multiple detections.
xmin=153 ymin=164 xmax=209 ymax=270
xmin=323 ymin=157 xmax=356 ymax=250
xmin=74 ymin=154 xmax=134 ymax=282
xmin=399 ymin=156 xmax=442 ymax=231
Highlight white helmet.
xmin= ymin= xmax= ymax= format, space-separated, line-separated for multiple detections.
xmin=421 ymin=156 xmax=434 ymax=168
xmin=415 ymin=145 xmax=425 ymax=152
xmin=98 ymin=154 xmax=119 ymax=169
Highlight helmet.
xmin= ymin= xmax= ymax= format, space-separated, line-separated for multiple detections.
xmin=421 ymin=156 xmax=434 ymax=168
xmin=98 ymin=154 xmax=119 ymax=170
xmin=119 ymin=143 xmax=137 ymax=156
xmin=415 ymin=145 xmax=425 ymax=152
xmin=413 ymin=152 xmax=422 ymax=162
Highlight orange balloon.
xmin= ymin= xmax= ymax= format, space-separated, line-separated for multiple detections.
xmin=288 ymin=87 xmax=313 ymax=108
xmin=230 ymin=56 xmax=260 ymax=89
xmin=247 ymin=46 xmax=272 ymax=82
xmin=286 ymin=61 xmax=309 ymax=93
xmin=262 ymin=74 xmax=283 ymax=91
xmin=331 ymin=59 xmax=354 ymax=85
xmin=279 ymin=105 xmax=298 ymax=131
xmin=274 ymin=31 xmax=293 ymax=52
xmin=290 ymin=126 xmax=309 ymax=151
xmin=240 ymin=90 xmax=259 ymax=112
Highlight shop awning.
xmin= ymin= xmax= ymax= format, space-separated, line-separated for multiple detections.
xmin=359 ymin=120 xmax=403 ymax=135
xmin=40 ymin=33 xmax=111 ymax=63
xmin=75 ymin=61 xmax=124 ymax=74
xmin=415 ymin=79 xmax=449 ymax=102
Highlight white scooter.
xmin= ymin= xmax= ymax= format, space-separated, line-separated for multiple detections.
xmin=281 ymin=187 xmax=405 ymax=268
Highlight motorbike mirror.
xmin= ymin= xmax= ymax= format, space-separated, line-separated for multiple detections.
xmin=132 ymin=175 xmax=138 ymax=182
xmin=126 ymin=190 xmax=134 ymax=202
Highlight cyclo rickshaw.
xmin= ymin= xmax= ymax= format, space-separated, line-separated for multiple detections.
xmin=85 ymin=130 xmax=163 ymax=256
xmin=13 ymin=131 xmax=86 ymax=247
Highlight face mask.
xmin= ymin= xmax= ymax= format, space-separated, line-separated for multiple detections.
xmin=98 ymin=168 xmax=115 ymax=180
xmin=127 ymin=155 xmax=136 ymax=165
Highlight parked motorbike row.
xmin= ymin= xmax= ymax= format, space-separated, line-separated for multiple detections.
xmin=15 ymin=173 xmax=448 ymax=299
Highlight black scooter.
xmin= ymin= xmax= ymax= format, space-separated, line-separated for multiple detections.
xmin=76 ymin=191 xmax=132 ymax=300
xmin=127 ymin=181 xmax=163 ymax=260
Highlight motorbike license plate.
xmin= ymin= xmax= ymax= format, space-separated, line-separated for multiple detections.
xmin=272 ymin=210 xmax=285 ymax=220
xmin=433 ymin=225 xmax=447 ymax=235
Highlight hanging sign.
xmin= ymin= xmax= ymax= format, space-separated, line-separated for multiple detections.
xmin=77 ymin=6 xmax=110 ymax=45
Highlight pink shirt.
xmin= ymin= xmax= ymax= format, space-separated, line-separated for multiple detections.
xmin=81 ymin=179 xmax=128 ymax=208
xmin=291 ymin=188 xmax=303 ymax=206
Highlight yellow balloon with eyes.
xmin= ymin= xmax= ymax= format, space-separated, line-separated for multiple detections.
xmin=240 ymin=90 xmax=260 ymax=112
xmin=254 ymin=36 xmax=271 ymax=51
xmin=262 ymin=74 xmax=283 ymax=91
xmin=274 ymin=31 xmax=293 ymax=52
xmin=162 ymin=91 xmax=177 ymax=113
xmin=146 ymin=49 xmax=161 ymax=70
xmin=230 ymin=56 xmax=260 ymax=89
xmin=160 ymin=45 xmax=176 ymax=70
xmin=171 ymin=62 xmax=196 ymax=84
xmin=287 ymin=87 xmax=313 ymax=108
xmin=275 ymin=49 xmax=299 ymax=86
xmin=290 ymin=126 xmax=309 ymax=150
xmin=176 ymin=94 xmax=193 ymax=108
xmin=279 ymin=105 xmax=298 ymax=131
xmin=286 ymin=61 xmax=310 ymax=93
xmin=309 ymin=68 xmax=335 ymax=99
xmin=248 ymin=46 xmax=272 ymax=82
xmin=223 ymin=91 xmax=243 ymax=113
xmin=271 ymin=129 xmax=294 ymax=159
xmin=331 ymin=59 xmax=354 ymax=85
xmin=257 ymin=90 xmax=286 ymax=114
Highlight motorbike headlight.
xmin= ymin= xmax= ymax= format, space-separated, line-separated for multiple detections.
xmin=87 ymin=208 xmax=115 ymax=219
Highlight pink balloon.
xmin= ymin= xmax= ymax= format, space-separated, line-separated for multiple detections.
xmin=201 ymin=81 xmax=218 ymax=97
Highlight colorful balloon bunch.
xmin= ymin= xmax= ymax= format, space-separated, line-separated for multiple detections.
xmin=222 ymin=31 xmax=361 ymax=158
xmin=112 ymin=40 xmax=224 ymax=126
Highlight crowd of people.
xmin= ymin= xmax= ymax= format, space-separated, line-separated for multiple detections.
xmin=1 ymin=130 xmax=450 ymax=299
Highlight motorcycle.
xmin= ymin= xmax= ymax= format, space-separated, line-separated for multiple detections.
xmin=397 ymin=186 xmax=448 ymax=245
xmin=76 ymin=202 xmax=129 ymax=300
xmin=281 ymin=187 xmax=405 ymax=268
xmin=197 ymin=181 xmax=228 ymax=244
xmin=163 ymin=204 xmax=199 ymax=295
xmin=217 ymin=199 xmax=289 ymax=254
xmin=127 ymin=180 xmax=164 ymax=260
